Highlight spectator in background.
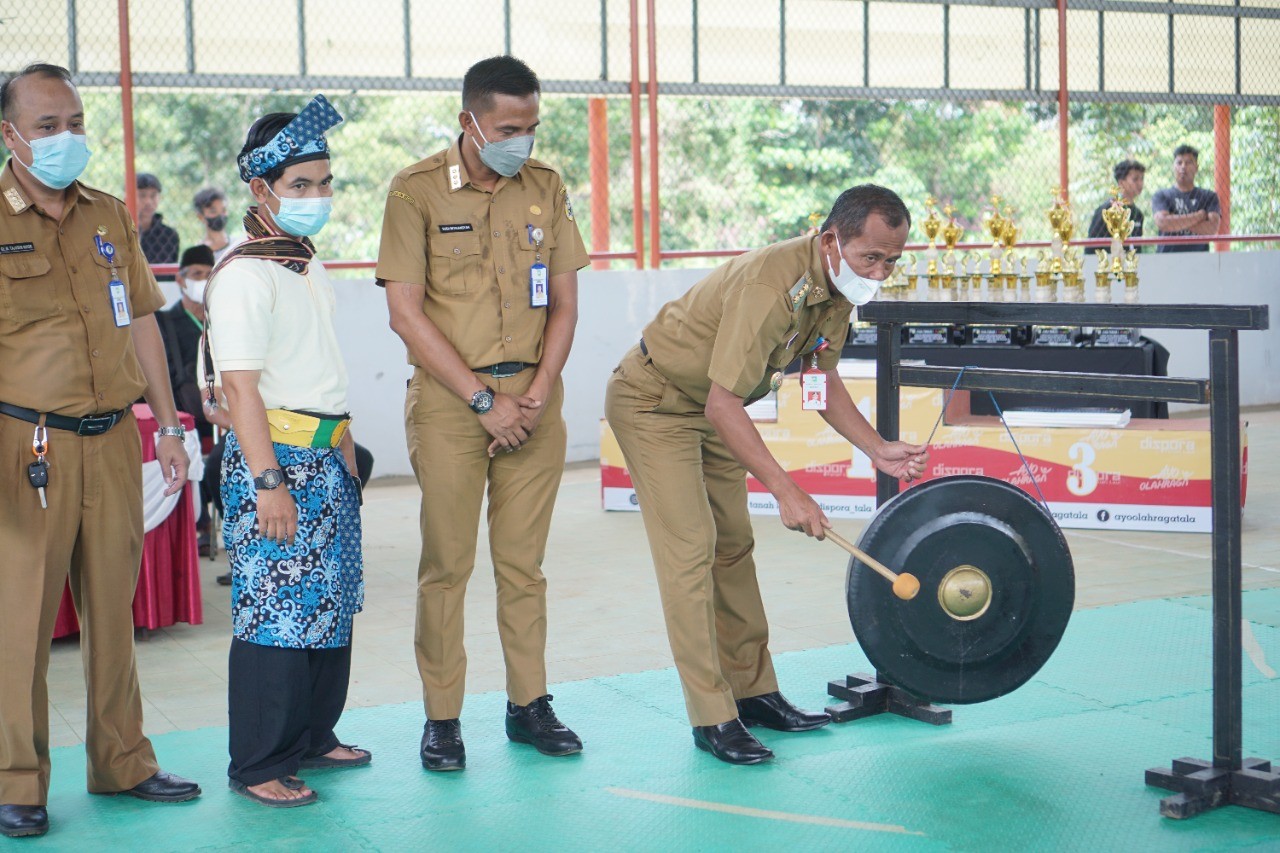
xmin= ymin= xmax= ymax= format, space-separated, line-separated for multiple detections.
xmin=193 ymin=186 xmax=235 ymax=261
xmin=1152 ymin=145 xmax=1221 ymax=253
xmin=1087 ymin=159 xmax=1146 ymax=243
xmin=136 ymin=172 xmax=179 ymax=280
xmin=155 ymin=245 xmax=218 ymax=555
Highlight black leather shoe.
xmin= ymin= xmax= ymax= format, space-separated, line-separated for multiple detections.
xmin=692 ymin=719 xmax=774 ymax=765
xmin=505 ymin=695 xmax=583 ymax=756
xmin=0 ymin=805 xmax=48 ymax=838
xmin=420 ymin=719 xmax=466 ymax=771
xmin=216 ymin=573 xmax=232 ymax=586
xmin=116 ymin=770 xmax=202 ymax=802
xmin=736 ymin=691 xmax=831 ymax=732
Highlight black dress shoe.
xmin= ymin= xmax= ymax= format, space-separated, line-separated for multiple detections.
xmin=115 ymin=770 xmax=202 ymax=802
xmin=216 ymin=573 xmax=232 ymax=586
xmin=505 ymin=695 xmax=583 ymax=756
xmin=692 ymin=719 xmax=774 ymax=765
xmin=0 ymin=805 xmax=48 ymax=838
xmin=421 ymin=719 xmax=466 ymax=771
xmin=736 ymin=691 xmax=832 ymax=732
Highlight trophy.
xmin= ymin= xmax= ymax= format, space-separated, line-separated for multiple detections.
xmin=1094 ymin=190 xmax=1143 ymax=347
xmin=966 ymin=205 xmax=1027 ymax=346
xmin=907 ymin=198 xmax=957 ymax=345
xmin=1046 ymin=188 xmax=1072 ymax=261
xmin=1032 ymin=201 xmax=1082 ymax=345
xmin=1094 ymin=249 xmax=1112 ymax=304
xmin=1100 ymin=185 xmax=1134 ymax=259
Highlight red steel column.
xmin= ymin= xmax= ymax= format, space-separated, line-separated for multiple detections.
xmin=628 ymin=0 xmax=645 ymax=268
xmin=1214 ymin=104 xmax=1232 ymax=253
xmin=118 ymin=0 xmax=137 ymax=218
xmin=646 ymin=0 xmax=661 ymax=269
xmin=1057 ymin=0 xmax=1069 ymax=201
xmin=588 ymin=97 xmax=611 ymax=270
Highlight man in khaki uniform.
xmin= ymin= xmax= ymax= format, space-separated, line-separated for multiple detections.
xmin=378 ymin=55 xmax=589 ymax=771
xmin=0 ymin=64 xmax=200 ymax=838
xmin=605 ymin=185 xmax=928 ymax=765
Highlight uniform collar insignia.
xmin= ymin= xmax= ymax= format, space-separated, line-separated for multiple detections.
xmin=446 ymin=137 xmax=470 ymax=193
xmin=4 ymin=186 xmax=25 ymax=214
xmin=788 ymin=273 xmax=811 ymax=311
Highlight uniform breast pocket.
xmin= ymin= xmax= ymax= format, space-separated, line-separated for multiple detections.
xmin=518 ymin=228 xmax=558 ymax=269
xmin=428 ymin=233 xmax=482 ymax=296
xmin=765 ymin=322 xmax=803 ymax=368
xmin=0 ymin=253 xmax=58 ymax=323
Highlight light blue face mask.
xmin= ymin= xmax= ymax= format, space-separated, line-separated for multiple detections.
xmin=266 ymin=185 xmax=332 ymax=237
xmin=468 ymin=111 xmax=534 ymax=178
xmin=12 ymin=128 xmax=92 ymax=190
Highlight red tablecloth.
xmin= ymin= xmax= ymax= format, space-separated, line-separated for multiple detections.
xmin=53 ymin=405 xmax=204 ymax=637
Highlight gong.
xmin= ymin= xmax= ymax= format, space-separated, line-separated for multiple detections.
xmin=846 ymin=475 xmax=1075 ymax=704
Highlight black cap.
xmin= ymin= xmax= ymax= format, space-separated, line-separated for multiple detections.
xmin=136 ymin=172 xmax=162 ymax=192
xmin=179 ymin=245 xmax=215 ymax=269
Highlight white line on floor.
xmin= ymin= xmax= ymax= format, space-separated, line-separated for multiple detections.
xmin=1242 ymin=620 xmax=1277 ymax=679
xmin=1069 ymin=531 xmax=1280 ymax=573
xmin=604 ymin=786 xmax=925 ymax=836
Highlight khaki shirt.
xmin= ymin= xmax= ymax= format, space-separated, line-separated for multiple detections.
xmin=375 ymin=136 xmax=590 ymax=368
xmin=0 ymin=161 xmax=164 ymax=416
xmin=641 ymin=235 xmax=852 ymax=405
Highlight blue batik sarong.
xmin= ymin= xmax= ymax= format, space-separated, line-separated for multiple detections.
xmin=222 ymin=430 xmax=364 ymax=649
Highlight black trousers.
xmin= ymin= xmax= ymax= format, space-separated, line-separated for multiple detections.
xmin=227 ymin=638 xmax=353 ymax=786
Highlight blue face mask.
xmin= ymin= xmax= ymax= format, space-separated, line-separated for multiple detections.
xmin=13 ymin=129 xmax=92 ymax=190
xmin=266 ymin=185 xmax=332 ymax=237
xmin=468 ymin=112 xmax=534 ymax=178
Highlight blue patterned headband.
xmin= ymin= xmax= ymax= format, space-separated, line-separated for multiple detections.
xmin=237 ymin=94 xmax=343 ymax=183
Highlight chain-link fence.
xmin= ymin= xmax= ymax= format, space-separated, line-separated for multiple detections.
xmin=2 ymin=0 xmax=1277 ymax=267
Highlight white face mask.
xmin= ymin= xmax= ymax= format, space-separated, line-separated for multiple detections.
xmin=182 ymin=277 xmax=208 ymax=304
xmin=826 ymin=233 xmax=882 ymax=305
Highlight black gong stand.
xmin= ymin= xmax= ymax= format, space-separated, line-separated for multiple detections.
xmin=842 ymin=301 xmax=1278 ymax=820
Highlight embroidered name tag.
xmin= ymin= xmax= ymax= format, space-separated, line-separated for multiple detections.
xmin=439 ymin=223 xmax=473 ymax=233
xmin=0 ymin=242 xmax=35 ymax=255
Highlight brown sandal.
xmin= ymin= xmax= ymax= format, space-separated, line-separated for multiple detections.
xmin=228 ymin=778 xmax=317 ymax=808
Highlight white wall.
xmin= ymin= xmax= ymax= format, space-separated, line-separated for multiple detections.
xmin=332 ymin=250 xmax=1280 ymax=478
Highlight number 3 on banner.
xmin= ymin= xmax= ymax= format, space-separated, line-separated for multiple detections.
xmin=1067 ymin=442 xmax=1098 ymax=496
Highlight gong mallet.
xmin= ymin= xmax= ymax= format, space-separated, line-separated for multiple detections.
xmin=824 ymin=530 xmax=921 ymax=600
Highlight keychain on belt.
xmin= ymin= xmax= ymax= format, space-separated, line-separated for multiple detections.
xmin=29 ymin=421 xmax=49 ymax=509
xmin=528 ymin=226 xmax=548 ymax=308
xmin=801 ymin=337 xmax=829 ymax=411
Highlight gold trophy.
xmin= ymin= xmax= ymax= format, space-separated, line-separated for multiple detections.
xmin=1123 ymin=248 xmax=1139 ymax=303
xmin=1046 ymin=188 xmax=1072 ymax=261
xmin=1094 ymin=249 xmax=1112 ymax=304
xmin=1100 ymin=185 xmax=1134 ymax=260
xmin=907 ymin=198 xmax=954 ymax=344
xmin=1094 ymin=188 xmax=1143 ymax=346
xmin=941 ymin=205 xmax=963 ymax=302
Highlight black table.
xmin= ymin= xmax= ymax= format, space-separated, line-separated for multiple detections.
xmin=841 ymin=337 xmax=1169 ymax=418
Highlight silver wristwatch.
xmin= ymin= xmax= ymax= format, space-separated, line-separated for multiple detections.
xmin=469 ymin=387 xmax=495 ymax=415
xmin=157 ymin=425 xmax=186 ymax=440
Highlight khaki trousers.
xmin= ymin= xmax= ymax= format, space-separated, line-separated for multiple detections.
xmin=0 ymin=411 xmax=159 ymax=805
xmin=604 ymin=345 xmax=779 ymax=726
xmin=405 ymin=368 xmax=566 ymax=720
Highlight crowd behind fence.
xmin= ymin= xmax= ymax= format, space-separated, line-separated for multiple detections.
xmin=3 ymin=0 xmax=1278 ymax=270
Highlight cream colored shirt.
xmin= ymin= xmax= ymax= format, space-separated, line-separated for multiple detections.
xmin=204 ymin=256 xmax=349 ymax=414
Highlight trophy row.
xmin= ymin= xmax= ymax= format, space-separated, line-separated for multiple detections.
xmin=853 ymin=188 xmax=1143 ymax=347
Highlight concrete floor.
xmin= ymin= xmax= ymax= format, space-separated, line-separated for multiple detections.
xmin=44 ymin=407 xmax=1280 ymax=749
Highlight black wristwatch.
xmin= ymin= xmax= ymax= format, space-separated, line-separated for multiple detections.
xmin=253 ymin=468 xmax=285 ymax=490
xmin=469 ymin=387 xmax=495 ymax=415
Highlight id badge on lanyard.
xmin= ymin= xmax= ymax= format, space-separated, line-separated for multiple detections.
xmin=528 ymin=225 xmax=548 ymax=308
xmin=96 ymin=235 xmax=131 ymax=327
xmin=801 ymin=337 xmax=829 ymax=411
